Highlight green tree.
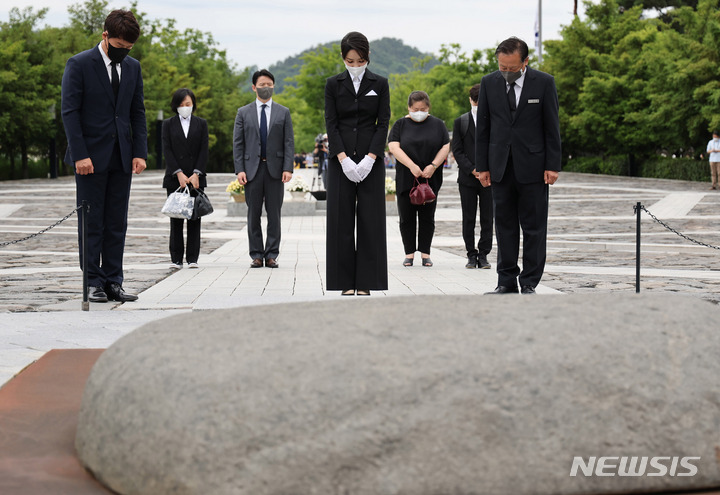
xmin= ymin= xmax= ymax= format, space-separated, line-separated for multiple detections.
xmin=284 ymin=44 xmax=344 ymax=152
xmin=139 ymin=16 xmax=253 ymax=171
xmin=389 ymin=44 xmax=497 ymax=130
xmin=0 ymin=7 xmax=57 ymax=179
xmin=545 ymin=0 xmax=720 ymax=167
xmin=67 ymin=0 xmax=108 ymax=35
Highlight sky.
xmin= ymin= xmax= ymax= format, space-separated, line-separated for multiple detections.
xmin=2 ymin=0 xmax=588 ymax=70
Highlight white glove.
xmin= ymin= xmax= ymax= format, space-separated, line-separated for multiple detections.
xmin=356 ymin=155 xmax=375 ymax=181
xmin=340 ymin=156 xmax=361 ymax=183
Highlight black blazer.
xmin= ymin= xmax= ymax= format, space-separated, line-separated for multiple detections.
xmin=452 ymin=112 xmax=481 ymax=187
xmin=324 ymin=68 xmax=390 ymax=161
xmin=61 ymin=45 xmax=147 ymax=173
xmin=162 ymin=115 xmax=209 ymax=189
xmin=475 ymin=67 xmax=561 ymax=184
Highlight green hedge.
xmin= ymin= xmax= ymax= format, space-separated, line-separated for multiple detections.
xmin=0 ymin=157 xmax=54 ymax=181
xmin=563 ymin=155 xmax=710 ymax=182
xmin=563 ymin=155 xmax=630 ymax=176
xmin=640 ymin=157 xmax=709 ymax=182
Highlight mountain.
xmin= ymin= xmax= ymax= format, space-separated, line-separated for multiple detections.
xmin=267 ymin=37 xmax=438 ymax=93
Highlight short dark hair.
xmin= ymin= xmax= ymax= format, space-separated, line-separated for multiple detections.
xmin=714 ymin=130 xmax=720 ymax=135
xmin=104 ymin=10 xmax=140 ymax=44
xmin=408 ymin=90 xmax=430 ymax=108
xmin=170 ymin=88 xmax=197 ymax=114
xmin=341 ymin=31 xmax=370 ymax=63
xmin=252 ymin=69 xmax=275 ymax=86
xmin=469 ymin=83 xmax=480 ymax=103
xmin=495 ymin=36 xmax=529 ymax=61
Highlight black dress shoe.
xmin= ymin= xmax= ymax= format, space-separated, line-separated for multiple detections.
xmin=465 ymin=254 xmax=478 ymax=269
xmin=88 ymin=286 xmax=108 ymax=303
xmin=485 ymin=286 xmax=519 ymax=295
xmin=105 ymin=283 xmax=138 ymax=302
xmin=477 ymin=254 xmax=491 ymax=269
xmin=265 ymin=258 xmax=279 ymax=268
xmin=521 ymin=285 xmax=536 ymax=295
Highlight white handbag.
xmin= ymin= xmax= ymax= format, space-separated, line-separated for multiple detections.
xmin=161 ymin=186 xmax=195 ymax=220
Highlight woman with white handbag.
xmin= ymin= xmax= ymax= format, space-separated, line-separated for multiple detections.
xmin=162 ymin=88 xmax=209 ymax=269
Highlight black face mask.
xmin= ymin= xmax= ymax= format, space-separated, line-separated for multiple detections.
xmin=106 ymin=39 xmax=130 ymax=64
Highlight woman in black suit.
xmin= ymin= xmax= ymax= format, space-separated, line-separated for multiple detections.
xmin=324 ymin=32 xmax=391 ymax=296
xmin=162 ymin=88 xmax=209 ymax=269
xmin=388 ymin=91 xmax=450 ymax=267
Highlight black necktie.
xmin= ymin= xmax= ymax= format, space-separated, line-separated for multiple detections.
xmin=111 ymin=63 xmax=119 ymax=100
xmin=507 ymin=82 xmax=516 ymax=115
xmin=260 ymin=104 xmax=267 ymax=159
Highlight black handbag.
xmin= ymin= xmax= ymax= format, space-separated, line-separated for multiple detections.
xmin=189 ymin=186 xmax=214 ymax=220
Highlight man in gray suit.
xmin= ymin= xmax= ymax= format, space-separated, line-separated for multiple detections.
xmin=233 ymin=69 xmax=294 ymax=268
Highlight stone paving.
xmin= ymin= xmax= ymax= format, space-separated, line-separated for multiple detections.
xmin=1 ymin=167 xmax=719 ymax=385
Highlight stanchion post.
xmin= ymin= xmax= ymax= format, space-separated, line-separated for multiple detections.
xmin=635 ymin=201 xmax=641 ymax=293
xmin=82 ymin=201 xmax=89 ymax=311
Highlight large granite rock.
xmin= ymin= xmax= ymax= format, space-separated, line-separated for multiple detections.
xmin=75 ymin=294 xmax=720 ymax=495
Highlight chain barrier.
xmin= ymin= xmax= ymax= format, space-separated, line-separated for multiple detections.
xmin=640 ymin=205 xmax=720 ymax=251
xmin=0 ymin=205 xmax=83 ymax=247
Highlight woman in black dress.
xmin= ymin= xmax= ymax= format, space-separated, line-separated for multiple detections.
xmin=388 ymin=91 xmax=450 ymax=267
xmin=162 ymin=88 xmax=209 ymax=269
xmin=324 ymin=32 xmax=391 ymax=296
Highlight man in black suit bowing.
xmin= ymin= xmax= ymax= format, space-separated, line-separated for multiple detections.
xmin=61 ymin=9 xmax=147 ymax=303
xmin=475 ymin=37 xmax=561 ymax=295
xmin=233 ymin=70 xmax=294 ymax=268
xmin=452 ymin=83 xmax=493 ymax=270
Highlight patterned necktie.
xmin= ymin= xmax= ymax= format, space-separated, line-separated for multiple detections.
xmin=507 ymin=82 xmax=516 ymax=115
xmin=111 ymin=63 xmax=119 ymax=100
xmin=260 ymin=104 xmax=267 ymax=160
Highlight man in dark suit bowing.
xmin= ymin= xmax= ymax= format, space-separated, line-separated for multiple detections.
xmin=233 ymin=69 xmax=294 ymax=269
xmin=452 ymin=83 xmax=493 ymax=270
xmin=475 ymin=37 xmax=561 ymax=295
xmin=61 ymin=9 xmax=147 ymax=303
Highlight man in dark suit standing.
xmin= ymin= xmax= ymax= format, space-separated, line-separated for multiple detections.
xmin=61 ymin=9 xmax=147 ymax=303
xmin=452 ymin=83 xmax=493 ymax=270
xmin=233 ymin=69 xmax=294 ymax=269
xmin=475 ymin=37 xmax=561 ymax=295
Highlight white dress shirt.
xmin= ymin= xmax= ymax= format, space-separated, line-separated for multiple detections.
xmin=506 ymin=67 xmax=527 ymax=107
xmin=97 ymin=42 xmax=120 ymax=82
xmin=179 ymin=114 xmax=191 ymax=138
xmin=352 ymin=69 xmax=365 ymax=94
xmin=255 ymin=98 xmax=272 ymax=133
xmin=173 ymin=114 xmax=202 ymax=177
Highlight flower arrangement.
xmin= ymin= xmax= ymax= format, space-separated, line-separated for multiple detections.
xmin=226 ymin=179 xmax=244 ymax=195
xmin=285 ymin=175 xmax=310 ymax=192
xmin=385 ymin=177 xmax=396 ymax=195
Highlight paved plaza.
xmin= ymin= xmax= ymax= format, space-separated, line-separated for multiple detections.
xmin=0 ymin=168 xmax=719 ymax=386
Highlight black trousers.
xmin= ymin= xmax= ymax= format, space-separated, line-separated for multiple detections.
xmin=245 ymin=160 xmax=284 ymax=260
xmin=492 ymin=157 xmax=549 ymax=288
xmin=397 ymin=191 xmax=437 ymax=255
xmin=458 ymin=182 xmax=493 ymax=257
xmin=166 ymin=188 xmax=202 ymax=264
xmin=326 ymin=156 xmax=388 ymax=291
xmin=75 ymin=143 xmax=132 ymax=288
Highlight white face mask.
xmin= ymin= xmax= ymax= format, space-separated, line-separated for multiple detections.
xmin=409 ymin=111 xmax=429 ymax=122
xmin=345 ymin=63 xmax=367 ymax=79
xmin=177 ymin=106 xmax=193 ymax=118
xmin=471 ymin=106 xmax=478 ymax=118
